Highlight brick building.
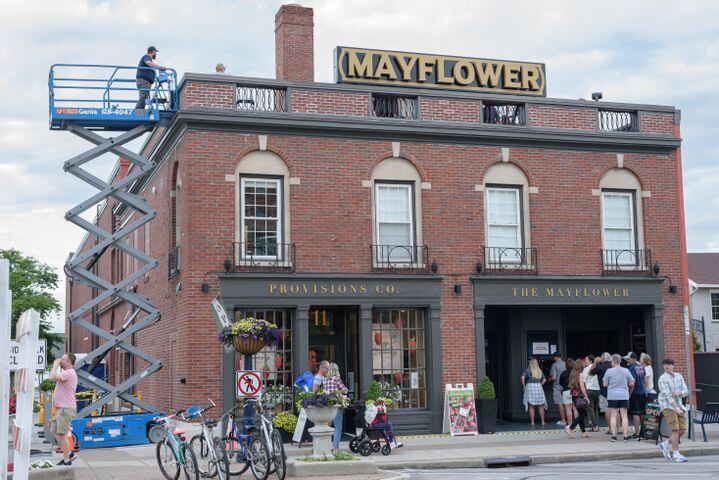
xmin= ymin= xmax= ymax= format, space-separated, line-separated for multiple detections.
xmin=66 ymin=4 xmax=689 ymax=433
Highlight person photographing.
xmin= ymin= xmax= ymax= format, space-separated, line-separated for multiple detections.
xmin=49 ymin=353 xmax=78 ymax=466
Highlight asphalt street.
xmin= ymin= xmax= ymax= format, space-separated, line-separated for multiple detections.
xmin=401 ymin=454 xmax=719 ymax=479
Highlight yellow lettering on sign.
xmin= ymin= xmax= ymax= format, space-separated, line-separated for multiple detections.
xmin=436 ymin=59 xmax=453 ymax=84
xmin=474 ymin=62 xmax=502 ymax=87
xmin=545 ymin=288 xmax=554 ymax=297
xmin=512 ymin=288 xmax=519 ymax=296
xmin=623 ymin=288 xmax=629 ymax=297
xmin=395 ymin=55 xmax=418 ymax=81
xmin=531 ymin=288 xmax=538 ymax=297
xmin=522 ymin=65 xmax=541 ymax=90
xmin=417 ymin=56 xmax=435 ymax=82
xmin=374 ymin=53 xmax=397 ymax=80
xmin=347 ymin=51 xmax=374 ymax=77
xmin=290 ymin=284 xmax=299 ymax=294
xmin=359 ymin=285 xmax=367 ymax=294
xmin=338 ymin=284 xmax=347 ymax=294
xmin=269 ymin=284 xmax=277 ymax=294
xmin=279 ymin=284 xmax=287 ymax=294
xmin=452 ymin=60 xmax=475 ymax=86
xmin=503 ymin=64 xmax=522 ymax=89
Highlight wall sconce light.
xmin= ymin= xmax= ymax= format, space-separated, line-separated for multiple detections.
xmin=454 ymin=284 xmax=462 ymax=295
xmin=476 ymin=260 xmax=483 ymax=274
xmin=431 ymin=260 xmax=438 ymax=274
xmin=201 ymin=283 xmax=209 ymax=294
xmin=653 ymin=261 xmax=660 ymax=276
xmin=654 ymin=262 xmax=677 ymax=294
xmin=180 ymin=378 xmax=186 ymax=384
xmin=224 ymin=256 xmax=231 ymax=273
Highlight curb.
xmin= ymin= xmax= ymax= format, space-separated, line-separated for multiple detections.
xmin=378 ymin=470 xmax=411 ymax=480
xmin=377 ymin=444 xmax=719 ymax=470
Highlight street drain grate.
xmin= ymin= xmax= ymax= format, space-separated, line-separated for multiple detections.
xmin=485 ymin=456 xmax=532 ymax=468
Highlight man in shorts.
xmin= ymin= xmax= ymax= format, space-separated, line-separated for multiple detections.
xmin=591 ymin=352 xmax=613 ymax=431
xmin=603 ymin=353 xmax=634 ymax=442
xmin=657 ymin=358 xmax=689 ymax=462
xmin=549 ymin=352 xmax=567 ymax=425
xmin=626 ymin=352 xmax=647 ymax=440
xmin=50 ymin=353 xmax=78 ymax=465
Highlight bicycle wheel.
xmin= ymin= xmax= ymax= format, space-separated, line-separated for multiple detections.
xmin=189 ymin=433 xmax=217 ymax=478
xmin=223 ymin=436 xmax=250 ymax=477
xmin=213 ymin=436 xmax=230 ymax=480
xmin=249 ymin=436 xmax=270 ymax=480
xmin=156 ymin=440 xmax=180 ymax=480
xmin=180 ymin=442 xmax=200 ymax=480
xmin=270 ymin=430 xmax=286 ymax=480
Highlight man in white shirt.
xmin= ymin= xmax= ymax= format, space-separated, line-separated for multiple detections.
xmin=657 ymin=358 xmax=689 ymax=463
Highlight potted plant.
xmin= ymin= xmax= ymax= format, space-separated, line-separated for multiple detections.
xmin=217 ymin=316 xmax=279 ymax=354
xmin=298 ymin=389 xmax=349 ymax=458
xmin=474 ymin=376 xmax=498 ymax=434
xmin=272 ymin=411 xmax=298 ymax=443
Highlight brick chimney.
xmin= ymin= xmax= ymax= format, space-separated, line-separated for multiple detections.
xmin=275 ymin=4 xmax=314 ymax=82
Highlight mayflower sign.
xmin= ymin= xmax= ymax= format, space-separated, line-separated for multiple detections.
xmin=334 ymin=46 xmax=546 ymax=96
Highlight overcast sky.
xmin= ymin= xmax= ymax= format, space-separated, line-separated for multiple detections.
xmin=1 ymin=0 xmax=717 ymax=333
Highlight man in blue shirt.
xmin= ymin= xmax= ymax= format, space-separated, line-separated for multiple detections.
xmin=135 ymin=46 xmax=166 ymax=109
xmin=626 ymin=352 xmax=647 ymax=440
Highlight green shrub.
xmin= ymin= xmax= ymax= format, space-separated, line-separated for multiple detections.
xmin=39 ymin=379 xmax=54 ymax=392
xmin=365 ymin=381 xmax=382 ymax=403
xmin=272 ymin=411 xmax=298 ymax=432
xmin=475 ymin=376 xmax=496 ymax=400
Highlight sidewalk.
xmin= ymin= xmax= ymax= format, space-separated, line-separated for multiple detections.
xmin=15 ymin=423 xmax=719 ymax=479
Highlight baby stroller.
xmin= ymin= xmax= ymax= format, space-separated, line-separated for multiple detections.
xmin=348 ymin=399 xmax=402 ymax=456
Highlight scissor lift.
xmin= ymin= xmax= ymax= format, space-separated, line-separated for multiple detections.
xmin=49 ymin=64 xmax=177 ymax=443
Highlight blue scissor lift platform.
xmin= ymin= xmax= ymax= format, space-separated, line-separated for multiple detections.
xmin=50 ymin=64 xmax=177 ymax=447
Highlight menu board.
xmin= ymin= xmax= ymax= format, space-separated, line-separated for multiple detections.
xmin=641 ymin=402 xmax=663 ymax=443
xmin=442 ymin=384 xmax=478 ymax=436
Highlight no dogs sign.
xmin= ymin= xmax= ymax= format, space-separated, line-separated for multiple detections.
xmin=236 ymin=370 xmax=263 ymax=398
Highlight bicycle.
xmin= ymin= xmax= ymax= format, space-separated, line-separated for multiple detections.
xmin=150 ymin=408 xmax=200 ymax=480
xmin=221 ymin=406 xmax=271 ymax=480
xmin=245 ymin=396 xmax=286 ymax=480
xmin=187 ymin=399 xmax=229 ymax=479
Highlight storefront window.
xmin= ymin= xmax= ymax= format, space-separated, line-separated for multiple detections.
xmin=372 ymin=308 xmax=427 ymax=409
xmin=234 ymin=309 xmax=293 ymax=414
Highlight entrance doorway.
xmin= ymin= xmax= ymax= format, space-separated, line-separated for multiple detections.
xmin=308 ymin=306 xmax=360 ymax=399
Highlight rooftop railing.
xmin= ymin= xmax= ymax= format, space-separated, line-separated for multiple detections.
xmin=235 ymin=85 xmax=287 ymax=112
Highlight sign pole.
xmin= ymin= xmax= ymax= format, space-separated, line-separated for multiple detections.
xmin=243 ymin=356 xmax=255 ymax=433
xmin=0 ymin=259 xmax=11 ymax=480
xmin=13 ymin=309 xmax=40 ymax=480
xmin=684 ymin=306 xmax=696 ymax=441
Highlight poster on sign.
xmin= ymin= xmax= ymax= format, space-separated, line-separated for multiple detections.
xmin=442 ymin=383 xmax=478 ymax=436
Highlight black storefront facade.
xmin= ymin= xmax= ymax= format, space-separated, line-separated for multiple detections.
xmin=219 ymin=273 xmax=443 ymax=434
xmin=473 ymin=276 xmax=665 ymax=421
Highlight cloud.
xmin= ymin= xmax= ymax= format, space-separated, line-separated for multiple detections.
xmin=1 ymin=0 xmax=717 ymax=332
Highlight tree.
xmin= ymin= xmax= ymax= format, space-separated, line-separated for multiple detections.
xmin=1 ymin=248 xmax=63 ymax=363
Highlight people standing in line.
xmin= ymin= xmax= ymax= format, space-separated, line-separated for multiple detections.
xmin=325 ymin=363 xmax=348 ymax=453
xmin=135 ymin=46 xmax=166 ymax=109
xmin=312 ymin=360 xmax=330 ymax=393
xmin=626 ymin=352 xmax=647 ymax=440
xmin=521 ymin=358 xmax=548 ymax=426
xmin=641 ymin=353 xmax=657 ymax=400
xmin=558 ymin=358 xmax=575 ymax=426
xmin=657 ymin=358 xmax=689 ymax=462
xmin=583 ymin=355 xmax=601 ymax=431
xmin=603 ymin=353 xmax=635 ymax=442
xmin=50 ymin=353 xmax=78 ymax=466
xmin=549 ymin=352 xmax=567 ymax=426
xmin=591 ymin=352 xmax=613 ymax=433
xmin=565 ymin=360 xmax=591 ymax=438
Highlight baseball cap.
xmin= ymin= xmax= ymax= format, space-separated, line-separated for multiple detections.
xmin=624 ymin=351 xmax=638 ymax=360
xmin=147 ymin=46 xmax=159 ymax=53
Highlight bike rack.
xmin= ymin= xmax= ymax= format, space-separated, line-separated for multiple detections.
xmin=50 ymin=64 xmax=177 ymax=417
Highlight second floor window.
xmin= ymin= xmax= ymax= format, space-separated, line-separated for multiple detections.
xmin=712 ymin=293 xmax=719 ymax=322
xmin=602 ymin=191 xmax=636 ymax=264
xmin=486 ymin=186 xmax=522 ymax=262
xmin=241 ymin=177 xmax=282 ymax=258
xmin=375 ymin=183 xmax=414 ymax=262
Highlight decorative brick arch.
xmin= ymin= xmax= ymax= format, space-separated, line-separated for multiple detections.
xmin=230 ymin=144 xmax=295 ymax=176
xmin=597 ymin=161 xmax=647 ymax=191
xmin=366 ymin=152 xmax=428 ymax=181
xmin=478 ymin=158 xmax=537 ymax=187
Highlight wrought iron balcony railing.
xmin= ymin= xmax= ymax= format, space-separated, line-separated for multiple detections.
xmin=235 ymin=85 xmax=287 ymax=112
xmin=232 ymin=242 xmax=295 ymax=271
xmin=371 ymin=244 xmax=428 ymax=271
xmin=482 ymin=102 xmax=526 ymax=126
xmin=598 ymin=110 xmax=638 ymax=132
xmin=601 ymin=249 xmax=651 ymax=274
xmin=371 ymin=94 xmax=418 ymax=119
xmin=168 ymin=246 xmax=180 ymax=278
xmin=482 ymin=246 xmax=537 ymax=274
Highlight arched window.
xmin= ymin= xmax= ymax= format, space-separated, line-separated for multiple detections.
xmin=599 ymin=168 xmax=645 ymax=268
xmin=235 ymin=151 xmax=291 ymax=266
xmin=371 ymin=158 xmax=423 ymax=267
xmin=482 ymin=163 xmax=532 ymax=268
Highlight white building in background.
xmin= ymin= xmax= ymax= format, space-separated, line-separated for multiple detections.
xmin=689 ymin=253 xmax=719 ymax=352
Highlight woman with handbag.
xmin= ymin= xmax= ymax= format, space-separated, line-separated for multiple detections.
xmin=565 ymin=360 xmax=591 ymax=438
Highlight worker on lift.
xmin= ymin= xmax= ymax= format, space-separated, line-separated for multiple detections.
xmin=135 ymin=46 xmax=166 ymax=109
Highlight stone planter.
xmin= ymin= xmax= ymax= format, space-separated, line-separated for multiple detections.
xmin=475 ymin=398 xmax=498 ymax=434
xmin=304 ymin=406 xmax=338 ymax=458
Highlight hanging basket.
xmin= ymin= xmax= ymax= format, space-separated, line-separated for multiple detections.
xmin=232 ymin=336 xmax=266 ymax=355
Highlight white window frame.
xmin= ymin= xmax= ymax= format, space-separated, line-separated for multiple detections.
xmin=711 ymin=292 xmax=719 ymax=322
xmin=485 ymin=186 xmax=522 ymax=264
xmin=374 ymin=182 xmax=415 ymax=264
xmin=601 ymin=191 xmax=636 ymax=266
xmin=240 ymin=177 xmax=283 ymax=260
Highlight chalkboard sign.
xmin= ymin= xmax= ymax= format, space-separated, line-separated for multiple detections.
xmin=641 ymin=402 xmax=663 ymax=443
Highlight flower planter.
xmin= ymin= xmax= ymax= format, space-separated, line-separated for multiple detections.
xmin=304 ymin=406 xmax=338 ymax=424
xmin=475 ymin=398 xmax=498 ymax=434
xmin=232 ymin=336 xmax=266 ymax=355
xmin=304 ymin=406 xmax=339 ymax=458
